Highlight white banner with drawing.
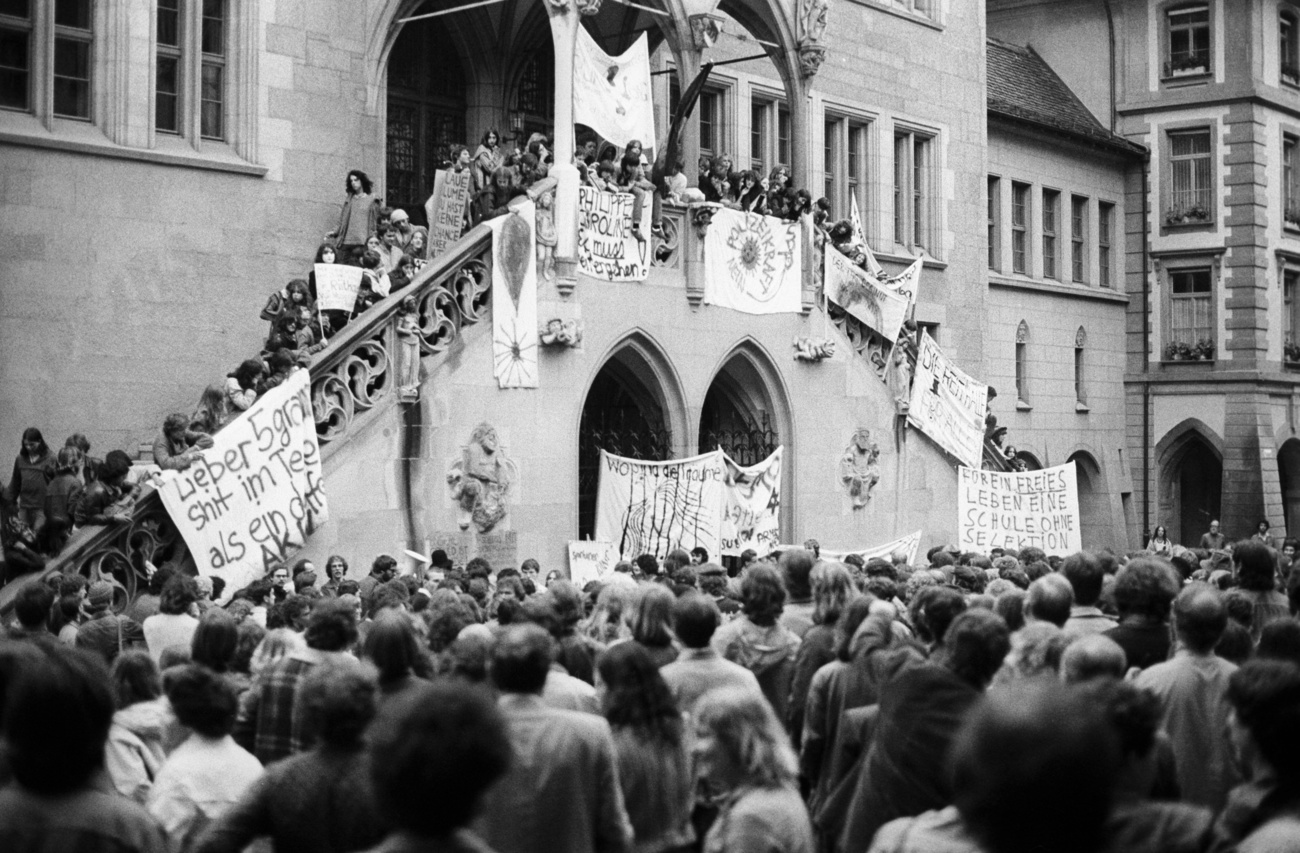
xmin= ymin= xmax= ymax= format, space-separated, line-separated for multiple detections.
xmin=595 ymin=449 xmax=726 ymax=561
xmin=720 ymin=447 xmax=783 ymax=557
xmin=825 ymin=248 xmax=910 ymax=343
xmin=907 ymin=333 xmax=987 ymax=468
xmin=773 ymin=530 xmax=922 ymax=566
xmin=957 ymin=463 xmax=1081 ymax=556
xmin=577 ymin=185 xmax=650 ymax=281
xmin=574 ymin=28 xmax=655 ymax=153
xmin=704 ymin=208 xmax=803 ymax=315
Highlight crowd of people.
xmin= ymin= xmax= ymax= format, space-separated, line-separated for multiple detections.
xmin=3 ymin=534 xmax=1300 ymax=853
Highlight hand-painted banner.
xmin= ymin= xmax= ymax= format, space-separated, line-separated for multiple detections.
xmin=489 ymin=202 xmax=539 ymax=389
xmin=575 ymin=28 xmax=655 ymax=155
xmin=825 ymin=248 xmax=910 ymax=344
xmin=577 ymin=185 xmax=649 ymax=281
xmin=721 ymin=447 xmax=783 ymax=557
xmin=850 ymin=196 xmax=884 ymax=277
xmin=907 ymin=333 xmax=987 ymax=468
xmin=958 ymin=463 xmax=1081 ymax=556
xmin=314 ymin=264 xmax=364 ymax=312
xmin=704 ymin=208 xmax=802 ymax=315
xmin=775 ymin=530 xmax=923 ymax=566
xmin=595 ymin=449 xmax=726 ymax=561
xmin=424 ymin=167 xmax=473 ymax=258
xmin=882 ymin=256 xmax=922 ymax=308
xmin=157 ymin=370 xmax=329 ymax=597
xmin=568 ymin=540 xmax=619 ymax=588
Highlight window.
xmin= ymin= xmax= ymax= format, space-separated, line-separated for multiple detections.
xmin=1074 ymin=327 xmax=1088 ymax=406
xmin=699 ymin=89 xmax=722 ymax=157
xmin=893 ymin=0 xmax=932 ymax=17
xmin=1099 ymin=203 xmax=1114 ymax=288
xmin=894 ymin=129 xmax=933 ymax=251
xmin=825 ymin=115 xmax=870 ymax=220
xmin=1283 ymin=10 xmax=1299 ymax=84
xmin=1166 ymin=4 xmax=1211 ymax=77
xmin=1015 ymin=320 xmax=1030 ymax=405
xmin=199 ymin=0 xmax=225 ymax=139
xmin=1285 ymin=269 xmax=1300 ymax=354
xmin=1168 ymin=129 xmax=1212 ymax=222
xmin=1168 ymin=267 xmax=1213 ymax=354
xmin=156 ymin=0 xmax=180 ymax=132
xmin=778 ymin=107 xmax=790 ymax=169
xmin=1286 ymin=134 xmax=1300 ymax=227
xmin=824 ymin=119 xmax=836 ymax=208
xmin=748 ymin=100 xmax=789 ymax=177
xmin=1071 ymin=196 xmax=1088 ymax=283
xmin=988 ymin=176 xmax=1001 ymax=271
xmin=0 ymin=0 xmax=32 ymax=111
xmin=1042 ymin=189 xmax=1059 ymax=279
xmin=751 ymin=101 xmax=765 ymax=173
xmin=1012 ymin=182 xmax=1029 ymax=274
xmin=53 ymin=0 xmax=93 ymax=119
xmin=153 ymin=0 xmax=226 ymax=138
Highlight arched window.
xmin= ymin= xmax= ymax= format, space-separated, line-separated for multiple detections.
xmin=1075 ymin=326 xmax=1088 ymax=407
xmin=1015 ymin=320 xmax=1030 ymax=406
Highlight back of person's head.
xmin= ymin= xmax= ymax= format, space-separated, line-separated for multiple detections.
xmin=810 ymin=562 xmax=856 ymax=626
xmin=515 ymin=595 xmax=561 ymax=638
xmin=1234 ymin=541 xmax=1278 ymax=591
xmin=1061 ymin=552 xmax=1104 ymax=606
xmin=1257 ymin=619 xmax=1300 ymax=668
xmin=362 ymin=610 xmax=430 ymax=686
xmin=634 ymin=553 xmax=659 ymax=577
xmin=299 ymin=657 xmax=377 ymax=749
xmin=1228 ymin=660 xmax=1300 ymax=784
xmin=1216 ymin=621 xmax=1255 ymax=666
xmin=930 ymin=550 xmax=956 ymax=570
xmin=304 ymin=598 xmax=358 ymax=652
xmin=834 ymin=596 xmax=878 ymax=662
xmin=370 ymin=681 xmax=510 ymax=838
xmin=1060 ymin=634 xmax=1128 ymax=684
xmin=547 ymin=579 xmax=584 ymax=630
xmin=165 ymin=664 xmax=238 ymax=738
xmin=740 ymin=562 xmax=787 ymax=626
xmin=673 ymin=593 xmax=721 ymax=649
xmin=1173 ymin=584 xmax=1228 ymax=653
xmin=159 ymin=574 xmax=199 ymax=616
xmin=14 ymin=582 xmax=54 ymax=631
xmin=596 ymin=642 xmax=682 ymax=744
xmin=629 ymin=583 xmax=676 ymax=647
xmin=4 ymin=645 xmax=114 ymax=793
xmin=915 ymin=586 xmax=968 ymax=645
xmin=490 ymin=623 xmax=553 ymax=694
xmin=147 ymin=565 xmax=177 ymax=598
xmin=1112 ymin=558 xmax=1180 ymax=623
xmin=1075 ymin=678 xmax=1162 ymax=765
xmin=109 ymin=649 xmax=161 ymax=709
xmin=940 ymin=609 xmax=1012 ymax=689
xmin=995 ymin=589 xmax=1027 ymax=632
xmin=232 ymin=621 xmax=266 ymax=675
xmin=779 ymin=548 xmax=815 ymax=600
xmin=1025 ymin=574 xmax=1074 ymax=628
xmin=693 ymin=685 xmax=799 ymax=790
xmin=952 ymin=681 xmax=1119 ymax=853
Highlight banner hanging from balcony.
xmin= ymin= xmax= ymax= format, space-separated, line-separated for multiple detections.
xmin=575 ymin=27 xmax=655 ymax=152
xmin=424 ymin=167 xmax=473 ymax=258
xmin=313 ymin=264 xmax=364 ymax=312
xmin=703 ymin=209 xmax=803 ymax=314
xmin=156 ymin=369 xmax=329 ymax=597
xmin=720 ymin=446 xmax=783 ymax=557
xmin=774 ymin=529 xmax=922 ymax=566
xmin=882 ymin=256 xmax=922 ymax=310
xmin=489 ymin=201 xmax=539 ymax=389
xmin=907 ymin=332 xmax=987 ymax=468
xmin=595 ymin=449 xmax=726 ymax=561
xmin=957 ymin=462 xmax=1080 ymax=556
xmin=825 ymin=247 xmax=909 ymax=343
xmin=577 ymin=185 xmax=650 ymax=281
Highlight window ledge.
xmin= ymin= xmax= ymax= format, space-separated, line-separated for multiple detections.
xmin=1016 ymin=400 xmax=1033 ymax=412
xmin=0 ymin=114 xmax=265 ymax=177
xmin=989 ymin=274 xmax=1130 ymax=304
xmin=877 ymin=250 xmax=947 ymax=271
xmin=846 ymin=0 xmax=942 ymax=31
xmin=1161 ymin=70 xmax=1213 ymax=86
xmin=1160 ymin=359 xmax=1216 ymax=366
xmin=1075 ymin=402 xmax=1091 ymax=413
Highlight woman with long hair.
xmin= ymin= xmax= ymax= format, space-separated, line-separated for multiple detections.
xmin=789 ymin=562 xmax=858 ymax=738
xmin=711 ymin=563 xmax=802 ymax=720
xmin=627 ymin=584 xmax=678 ymax=668
xmin=191 ymin=383 xmax=232 ymax=436
xmin=105 ymin=650 xmax=170 ymax=804
xmin=6 ymin=427 xmax=52 ymax=531
xmin=473 ymin=129 xmax=504 ymax=192
xmin=361 ymin=609 xmax=432 ymax=710
xmin=596 ymin=642 xmax=694 ymax=853
xmin=328 ymin=169 xmax=378 ymax=264
xmin=1146 ymin=524 xmax=1173 ymax=556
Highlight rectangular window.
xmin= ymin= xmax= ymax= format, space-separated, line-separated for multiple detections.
xmin=987 ymin=176 xmax=1000 ymax=271
xmin=0 ymin=0 xmax=31 ymax=111
xmin=825 ymin=119 xmax=837 ymax=212
xmin=156 ymin=0 xmax=181 ymax=133
xmin=1286 ymin=269 xmax=1299 ymax=351
xmin=199 ymin=0 xmax=225 ymax=139
xmin=53 ymin=0 xmax=92 ymax=120
xmin=894 ymin=130 xmax=933 ymax=251
xmin=1283 ymin=12 xmax=1299 ymax=83
xmin=1287 ymin=134 xmax=1299 ymax=227
xmin=848 ymin=123 xmax=864 ymax=218
xmin=777 ymin=107 xmax=790 ymax=168
xmin=1167 ymin=4 xmax=1210 ymax=76
xmin=1042 ymin=189 xmax=1059 ymax=280
xmin=1169 ymin=267 xmax=1213 ymax=351
xmin=1012 ymin=182 xmax=1029 ymax=274
xmin=750 ymin=100 xmax=766 ymax=173
xmin=1099 ymin=203 xmax=1114 ymax=288
xmin=1169 ymin=130 xmax=1212 ymax=220
xmin=1071 ymin=196 xmax=1088 ymax=283
xmin=699 ymin=89 xmax=720 ymax=157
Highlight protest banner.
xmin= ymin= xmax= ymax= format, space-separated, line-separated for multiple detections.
xmin=595 ymin=449 xmax=726 ymax=560
xmin=774 ymin=530 xmax=922 ymax=566
xmin=424 ymin=167 xmax=473 ymax=258
xmin=157 ymin=370 xmax=329 ymax=596
xmin=313 ymin=264 xmax=364 ymax=312
xmin=720 ymin=447 xmax=783 ymax=557
xmin=568 ymin=540 xmax=619 ymax=588
xmin=574 ymin=29 xmax=655 ymax=154
xmin=704 ymin=208 xmax=803 ymax=315
xmin=577 ymin=185 xmax=650 ymax=281
xmin=825 ymin=248 xmax=910 ymax=343
xmin=907 ymin=333 xmax=987 ymax=468
xmin=488 ymin=202 xmax=539 ymax=389
xmin=957 ymin=463 xmax=1081 ymax=556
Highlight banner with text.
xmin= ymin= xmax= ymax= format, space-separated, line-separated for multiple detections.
xmin=595 ymin=449 xmax=726 ymax=560
xmin=424 ymin=167 xmax=473 ymax=258
xmin=577 ymin=185 xmax=650 ymax=281
xmin=825 ymin=248 xmax=910 ymax=343
xmin=704 ymin=208 xmax=803 ymax=314
xmin=314 ymin=264 xmax=364 ymax=312
xmin=907 ymin=333 xmax=987 ymax=468
xmin=721 ymin=447 xmax=783 ymax=557
xmin=958 ymin=463 xmax=1080 ymax=556
xmin=568 ymin=540 xmax=619 ymax=588
xmin=157 ymin=369 xmax=329 ymax=596
xmin=575 ymin=28 xmax=655 ymax=155
xmin=773 ymin=530 xmax=922 ymax=566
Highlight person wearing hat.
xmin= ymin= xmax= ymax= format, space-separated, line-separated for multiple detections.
xmin=73 ymin=580 xmax=145 ymax=664
xmin=387 ymin=208 xmax=428 ymax=256
xmin=697 ymin=563 xmax=740 ymax=616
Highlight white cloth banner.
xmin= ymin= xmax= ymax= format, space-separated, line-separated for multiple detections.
xmin=424 ymin=167 xmax=473 ymax=258
xmin=825 ymin=248 xmax=910 ymax=343
xmin=907 ymin=333 xmax=987 ymax=468
xmin=577 ymin=185 xmax=649 ymax=281
xmin=313 ymin=264 xmax=363 ymax=312
xmin=882 ymin=256 xmax=922 ymax=309
xmin=568 ymin=540 xmax=619 ymax=588
xmin=850 ymin=196 xmax=883 ymax=277
xmin=575 ymin=28 xmax=655 ymax=152
xmin=958 ymin=463 xmax=1081 ymax=556
xmin=704 ymin=208 xmax=803 ymax=314
xmin=489 ymin=202 xmax=539 ymax=388
xmin=771 ymin=530 xmax=922 ymax=566
xmin=157 ymin=370 xmax=329 ymax=595
xmin=595 ymin=449 xmax=726 ymax=561
xmin=720 ymin=447 xmax=783 ymax=557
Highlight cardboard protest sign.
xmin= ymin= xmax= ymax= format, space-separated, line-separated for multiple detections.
xmin=157 ymin=370 xmax=329 ymax=596
xmin=424 ymin=167 xmax=473 ymax=258
xmin=574 ymin=28 xmax=655 ymax=154
xmin=957 ymin=463 xmax=1081 ymax=556
xmin=907 ymin=333 xmax=987 ymax=468
xmin=825 ymin=248 xmax=910 ymax=343
xmin=577 ymin=185 xmax=650 ymax=281
xmin=720 ymin=447 xmax=783 ymax=557
xmin=314 ymin=264 xmax=364 ymax=312
xmin=704 ymin=208 xmax=803 ymax=315
xmin=595 ymin=449 xmax=726 ymax=560
xmin=568 ymin=540 xmax=618 ymax=588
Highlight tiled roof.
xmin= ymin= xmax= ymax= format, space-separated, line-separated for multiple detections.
xmin=987 ymin=38 xmax=1146 ymax=156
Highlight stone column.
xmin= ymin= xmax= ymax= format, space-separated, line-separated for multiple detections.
xmin=545 ymin=0 xmax=594 ymax=279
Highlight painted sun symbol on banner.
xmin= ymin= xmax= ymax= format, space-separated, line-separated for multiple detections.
xmin=723 ymin=214 xmax=796 ymax=302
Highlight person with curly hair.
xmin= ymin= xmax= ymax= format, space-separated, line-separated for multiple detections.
xmin=1103 ymin=557 xmax=1181 ymax=671
xmin=1233 ymin=540 xmax=1290 ymax=641
xmin=711 ymin=562 xmax=802 ymax=722
xmin=596 ymin=642 xmax=694 ymax=853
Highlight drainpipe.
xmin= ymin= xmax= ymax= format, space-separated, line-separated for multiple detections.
xmin=1102 ymin=0 xmax=1118 ymax=132
xmin=1142 ymin=157 xmax=1153 ymax=543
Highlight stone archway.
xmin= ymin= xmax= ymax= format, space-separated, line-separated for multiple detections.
xmin=1157 ymin=421 xmax=1224 ymax=547
xmin=1278 ymin=439 xmax=1300 ymax=540
xmin=1067 ymin=451 xmax=1109 ymax=551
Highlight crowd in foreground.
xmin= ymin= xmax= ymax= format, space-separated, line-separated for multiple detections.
xmin=2 ymin=535 xmax=1300 ymax=853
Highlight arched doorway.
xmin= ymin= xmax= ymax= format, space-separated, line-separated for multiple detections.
xmin=1068 ymin=451 xmax=1108 ymax=551
xmin=1279 ymin=440 xmax=1300 ymax=539
xmin=1161 ymin=435 xmax=1223 ymax=547
xmin=1015 ymin=450 xmax=1044 ymax=471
